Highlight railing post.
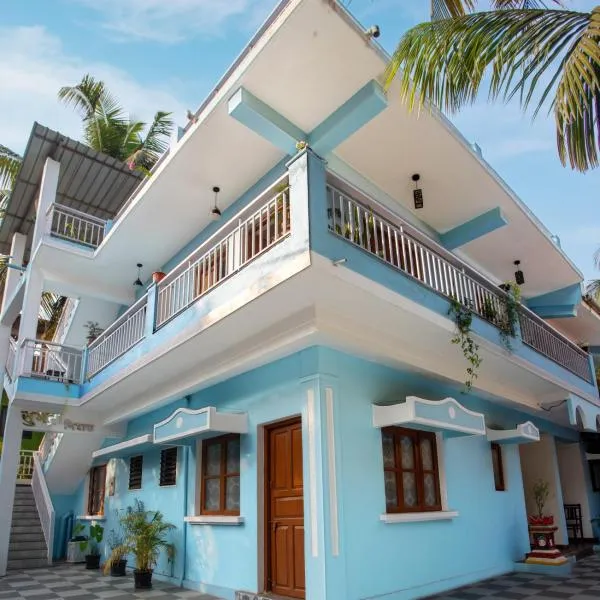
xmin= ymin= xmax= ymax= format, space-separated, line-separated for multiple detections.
xmin=588 ymin=353 xmax=597 ymax=389
xmin=145 ymin=284 xmax=158 ymax=338
xmin=81 ymin=347 xmax=90 ymax=382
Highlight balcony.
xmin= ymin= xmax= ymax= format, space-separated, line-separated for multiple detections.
xmin=325 ymin=183 xmax=593 ymax=384
xmin=47 ymin=203 xmax=107 ymax=249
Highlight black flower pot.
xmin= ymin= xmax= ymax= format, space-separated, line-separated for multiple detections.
xmin=85 ymin=554 xmax=101 ymax=570
xmin=133 ymin=569 xmax=153 ymax=589
xmin=110 ymin=559 xmax=127 ymax=577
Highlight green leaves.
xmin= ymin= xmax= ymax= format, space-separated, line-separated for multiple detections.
xmin=386 ymin=5 xmax=600 ymax=172
xmin=0 ymin=144 xmax=22 ymax=197
xmin=448 ymin=297 xmax=482 ymax=392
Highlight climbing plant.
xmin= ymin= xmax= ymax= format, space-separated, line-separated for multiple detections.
xmin=499 ymin=282 xmax=521 ymax=352
xmin=448 ymin=297 xmax=482 ymax=393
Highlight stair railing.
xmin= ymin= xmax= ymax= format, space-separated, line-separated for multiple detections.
xmin=32 ymin=452 xmax=54 ymax=565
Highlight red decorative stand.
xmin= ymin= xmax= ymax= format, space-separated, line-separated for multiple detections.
xmin=525 ymin=525 xmax=567 ymax=566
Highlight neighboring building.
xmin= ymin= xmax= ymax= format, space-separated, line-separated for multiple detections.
xmin=1 ymin=0 xmax=600 ymax=598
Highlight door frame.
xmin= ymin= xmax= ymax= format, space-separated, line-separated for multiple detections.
xmin=261 ymin=415 xmax=303 ymax=595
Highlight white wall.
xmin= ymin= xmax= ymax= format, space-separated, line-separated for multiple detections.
xmin=519 ymin=434 xmax=568 ymax=545
xmin=557 ymin=442 xmax=593 ymax=538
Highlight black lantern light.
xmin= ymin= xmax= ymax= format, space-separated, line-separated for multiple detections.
xmin=514 ymin=260 xmax=525 ymax=286
xmin=133 ymin=263 xmax=143 ymax=287
xmin=211 ymin=186 xmax=222 ymax=219
xmin=412 ymin=174 xmax=423 ymax=209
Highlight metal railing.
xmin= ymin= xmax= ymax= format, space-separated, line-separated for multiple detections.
xmin=32 ymin=452 xmax=54 ymax=565
xmin=38 ymin=432 xmax=63 ymax=470
xmin=18 ymin=450 xmax=35 ymax=481
xmin=326 ymin=184 xmax=593 ymax=383
xmin=52 ymin=297 xmax=79 ymax=345
xmin=156 ymin=181 xmax=291 ymax=327
xmin=6 ymin=337 xmax=17 ymax=381
xmin=48 ymin=203 xmax=107 ymax=249
xmin=20 ymin=339 xmax=83 ymax=384
xmin=86 ymin=295 xmax=148 ymax=378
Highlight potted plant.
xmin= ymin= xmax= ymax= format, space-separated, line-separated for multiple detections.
xmin=84 ymin=321 xmax=103 ymax=345
xmin=80 ymin=523 xmax=104 ymax=569
xmin=528 ymin=479 xmax=553 ymax=526
xmin=66 ymin=523 xmax=87 ymax=563
xmin=105 ymin=528 xmax=127 ymax=576
xmin=152 ymin=271 xmax=166 ymax=284
xmin=104 ymin=500 xmax=175 ymax=589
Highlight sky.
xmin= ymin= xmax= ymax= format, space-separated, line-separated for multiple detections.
xmin=0 ymin=0 xmax=598 ymax=281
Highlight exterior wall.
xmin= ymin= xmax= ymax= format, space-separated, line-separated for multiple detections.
xmin=519 ymin=435 xmax=568 ymax=544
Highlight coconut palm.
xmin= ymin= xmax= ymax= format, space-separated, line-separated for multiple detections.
xmin=58 ymin=74 xmax=174 ymax=172
xmin=386 ymin=1 xmax=600 ymax=172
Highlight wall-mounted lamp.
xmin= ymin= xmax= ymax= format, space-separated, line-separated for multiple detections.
xmin=211 ymin=186 xmax=222 ymax=220
xmin=133 ymin=263 xmax=143 ymax=287
xmin=514 ymin=260 xmax=525 ymax=286
xmin=365 ymin=25 xmax=380 ymax=39
xmin=412 ymin=174 xmax=423 ymax=209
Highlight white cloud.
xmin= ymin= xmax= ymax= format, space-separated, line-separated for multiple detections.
xmin=71 ymin=0 xmax=268 ymax=43
xmin=0 ymin=25 xmax=189 ymax=155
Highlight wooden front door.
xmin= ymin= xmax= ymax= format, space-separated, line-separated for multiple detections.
xmin=266 ymin=417 xmax=305 ymax=599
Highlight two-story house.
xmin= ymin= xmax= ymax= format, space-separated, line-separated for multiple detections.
xmin=1 ymin=0 xmax=600 ymax=598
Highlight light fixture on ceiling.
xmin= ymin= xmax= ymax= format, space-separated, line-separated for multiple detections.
xmin=514 ymin=260 xmax=525 ymax=286
xmin=211 ymin=186 xmax=222 ymax=220
xmin=412 ymin=174 xmax=423 ymax=209
xmin=133 ymin=263 xmax=143 ymax=287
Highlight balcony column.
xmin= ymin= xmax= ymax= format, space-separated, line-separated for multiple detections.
xmin=31 ymin=157 xmax=60 ymax=254
xmin=1 ymin=232 xmax=26 ymax=315
xmin=18 ymin=265 xmax=44 ymax=343
xmin=144 ymin=284 xmax=158 ymax=338
xmin=0 ymin=403 xmax=23 ymax=575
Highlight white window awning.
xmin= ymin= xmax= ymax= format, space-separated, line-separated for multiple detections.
xmin=373 ymin=396 xmax=486 ymax=438
xmin=486 ymin=421 xmax=540 ymax=445
xmin=153 ymin=406 xmax=248 ymax=445
xmin=92 ymin=434 xmax=154 ymax=460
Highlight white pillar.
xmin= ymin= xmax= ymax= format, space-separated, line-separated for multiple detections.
xmin=1 ymin=232 xmax=26 ymax=315
xmin=18 ymin=265 xmax=43 ymax=344
xmin=0 ymin=404 xmax=23 ymax=576
xmin=31 ymin=157 xmax=60 ymax=255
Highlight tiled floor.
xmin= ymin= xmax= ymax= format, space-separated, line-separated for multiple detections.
xmin=0 ymin=564 xmax=222 ymax=599
xmin=427 ymin=555 xmax=600 ymax=599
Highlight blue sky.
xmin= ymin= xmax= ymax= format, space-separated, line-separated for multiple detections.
xmin=0 ymin=0 xmax=598 ymax=281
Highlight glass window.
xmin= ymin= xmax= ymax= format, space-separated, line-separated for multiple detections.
xmin=201 ymin=434 xmax=241 ymax=515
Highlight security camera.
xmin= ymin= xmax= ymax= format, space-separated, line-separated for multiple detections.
xmin=365 ymin=25 xmax=380 ymax=39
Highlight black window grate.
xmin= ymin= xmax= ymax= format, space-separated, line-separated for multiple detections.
xmin=159 ymin=447 xmax=177 ymax=486
xmin=129 ymin=455 xmax=143 ymax=490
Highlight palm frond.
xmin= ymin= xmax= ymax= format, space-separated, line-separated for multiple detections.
xmin=385 ymin=8 xmax=599 ymax=171
xmin=0 ymin=144 xmax=22 ymax=193
xmin=126 ymin=112 xmax=173 ymax=170
xmin=432 ymin=0 xmax=475 ymax=20
xmin=58 ymin=74 xmax=107 ymax=120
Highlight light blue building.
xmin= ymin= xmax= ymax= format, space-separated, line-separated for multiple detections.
xmin=1 ymin=0 xmax=600 ymax=598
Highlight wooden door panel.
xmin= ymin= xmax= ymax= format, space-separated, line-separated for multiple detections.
xmin=291 ymin=427 xmax=303 ymax=491
xmin=293 ymin=525 xmax=305 ymax=593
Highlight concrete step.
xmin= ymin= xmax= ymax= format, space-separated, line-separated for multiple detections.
xmin=11 ymin=525 xmax=43 ymax=535
xmin=12 ymin=509 xmax=40 ymax=518
xmin=7 ymin=548 xmax=47 ymax=560
xmin=9 ymin=530 xmax=45 ymax=542
xmin=7 ymin=558 xmax=48 ymax=570
xmin=13 ymin=502 xmax=37 ymax=510
xmin=9 ymin=539 xmax=47 ymax=552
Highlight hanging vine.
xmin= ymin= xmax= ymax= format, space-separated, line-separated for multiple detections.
xmin=448 ymin=297 xmax=482 ymax=393
xmin=499 ymin=282 xmax=521 ymax=352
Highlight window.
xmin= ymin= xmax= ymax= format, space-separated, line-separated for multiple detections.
xmin=88 ymin=465 xmax=107 ymax=516
xmin=129 ymin=455 xmax=143 ymax=490
xmin=590 ymin=460 xmax=600 ymax=492
xmin=491 ymin=443 xmax=505 ymax=491
xmin=381 ymin=427 xmax=441 ymax=513
xmin=200 ymin=434 xmax=241 ymax=515
xmin=159 ymin=447 xmax=178 ymax=487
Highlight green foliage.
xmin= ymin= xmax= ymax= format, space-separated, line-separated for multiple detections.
xmin=79 ymin=523 xmax=104 ymax=556
xmin=386 ymin=3 xmax=600 ymax=172
xmin=104 ymin=500 xmax=175 ymax=574
xmin=499 ymin=282 xmax=521 ymax=352
xmin=533 ymin=479 xmax=550 ymax=517
xmin=448 ymin=297 xmax=483 ymax=392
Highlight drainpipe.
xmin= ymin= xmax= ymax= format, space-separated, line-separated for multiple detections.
xmin=179 ymin=395 xmax=191 ymax=587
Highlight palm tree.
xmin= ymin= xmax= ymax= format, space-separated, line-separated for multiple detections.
xmin=0 ymin=144 xmax=22 ymax=206
xmin=58 ymin=74 xmax=174 ymax=172
xmin=386 ymin=1 xmax=599 ymax=172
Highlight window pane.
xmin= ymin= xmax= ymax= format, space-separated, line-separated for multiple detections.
xmin=226 ymin=438 xmax=240 ymax=474
xmin=205 ymin=478 xmax=221 ymax=511
xmin=206 ymin=443 xmax=221 ymax=476
xmin=400 ymin=435 xmax=414 ymax=470
xmin=384 ymin=471 xmax=397 ymax=508
xmin=420 ymin=437 xmax=433 ymax=471
xmin=402 ymin=472 xmax=417 ymax=507
xmin=226 ymin=476 xmax=240 ymax=511
xmin=424 ymin=473 xmax=438 ymax=507
xmin=382 ymin=433 xmax=395 ymax=468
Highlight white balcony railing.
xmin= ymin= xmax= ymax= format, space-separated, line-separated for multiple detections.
xmin=156 ymin=182 xmax=290 ymax=327
xmin=48 ymin=203 xmax=107 ymax=249
xmin=17 ymin=450 xmax=35 ymax=481
xmin=19 ymin=339 xmax=83 ymax=384
xmin=38 ymin=432 xmax=64 ymax=470
xmin=326 ymin=184 xmax=593 ymax=384
xmin=32 ymin=452 xmax=54 ymax=564
xmin=6 ymin=337 xmax=17 ymax=381
xmin=86 ymin=295 xmax=148 ymax=378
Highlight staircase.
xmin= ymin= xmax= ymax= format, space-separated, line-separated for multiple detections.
xmin=8 ymin=484 xmax=48 ymax=570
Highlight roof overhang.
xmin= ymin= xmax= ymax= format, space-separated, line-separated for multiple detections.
xmin=92 ymin=433 xmax=153 ymax=459
xmin=487 ymin=421 xmax=540 ymax=445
